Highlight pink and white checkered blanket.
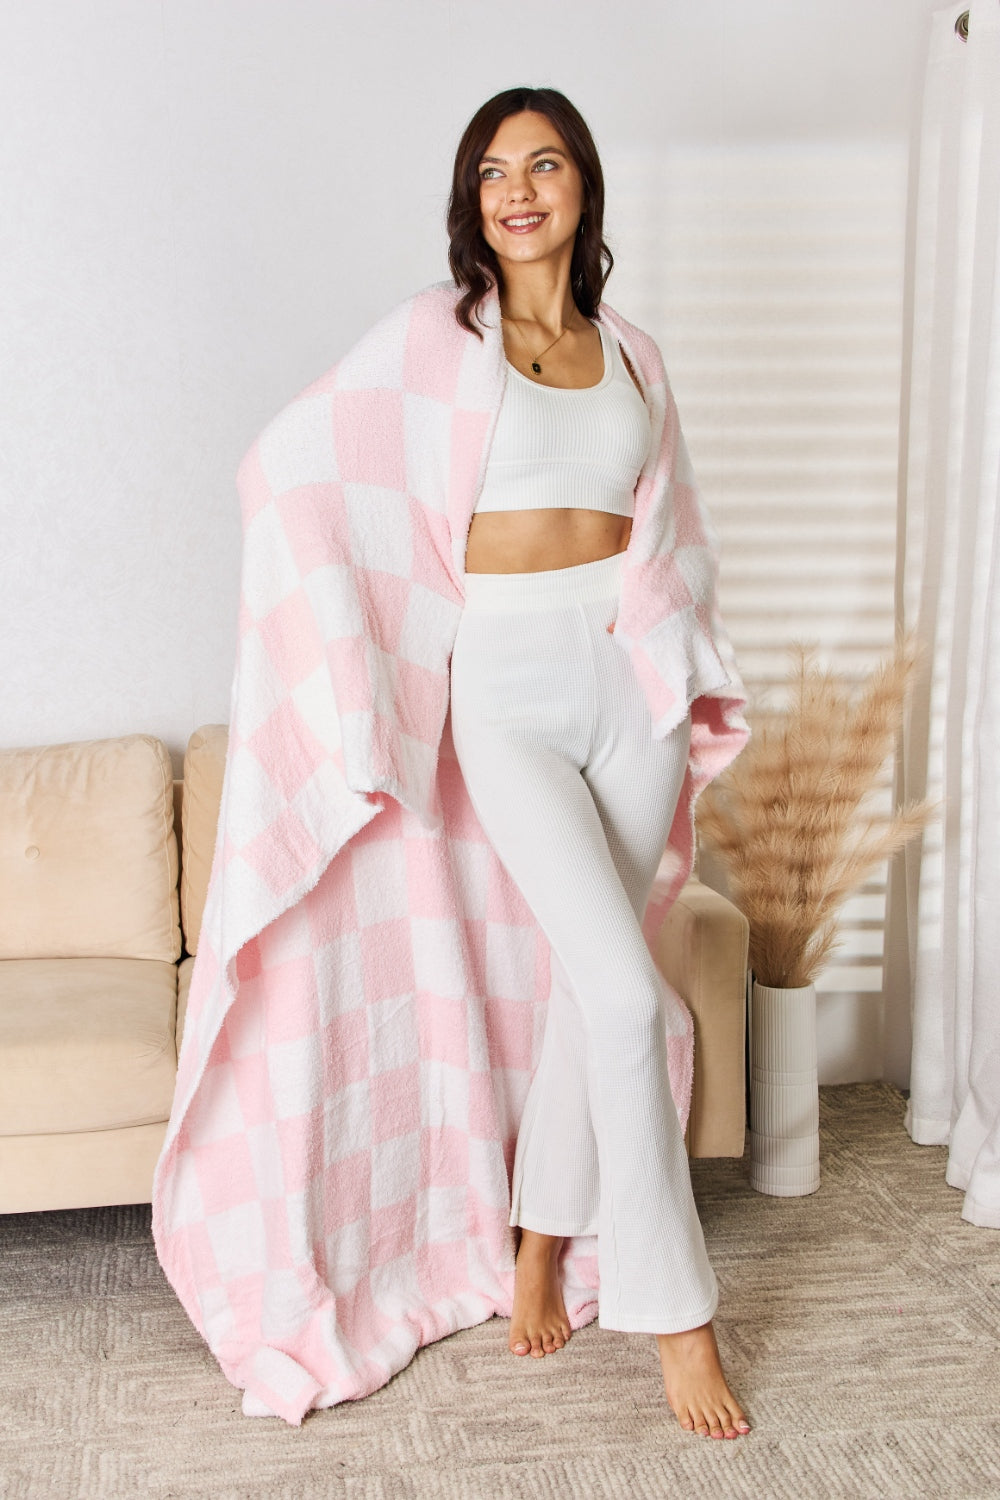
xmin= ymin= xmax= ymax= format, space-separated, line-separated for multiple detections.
xmin=151 ymin=280 xmax=748 ymax=1425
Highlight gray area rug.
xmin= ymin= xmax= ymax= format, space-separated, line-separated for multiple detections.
xmin=2 ymin=1084 xmax=999 ymax=1500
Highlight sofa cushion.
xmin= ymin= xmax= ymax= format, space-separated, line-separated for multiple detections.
xmin=0 ymin=734 xmax=180 ymax=961
xmin=0 ymin=957 xmax=178 ymax=1135
xmin=180 ymin=724 xmax=227 ymax=955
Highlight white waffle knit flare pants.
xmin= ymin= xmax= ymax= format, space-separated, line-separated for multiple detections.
xmin=449 ymin=548 xmax=718 ymax=1333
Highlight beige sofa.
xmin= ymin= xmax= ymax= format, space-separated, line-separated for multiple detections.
xmin=0 ymin=726 xmax=748 ymax=1214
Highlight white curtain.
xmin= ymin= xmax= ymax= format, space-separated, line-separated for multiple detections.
xmin=895 ymin=0 xmax=1000 ymax=1228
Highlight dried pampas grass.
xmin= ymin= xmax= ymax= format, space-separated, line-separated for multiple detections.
xmin=697 ymin=640 xmax=934 ymax=989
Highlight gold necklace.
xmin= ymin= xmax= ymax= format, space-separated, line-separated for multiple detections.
xmin=501 ymin=314 xmax=575 ymax=375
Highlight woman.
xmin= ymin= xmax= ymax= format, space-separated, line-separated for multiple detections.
xmin=152 ymin=85 xmax=750 ymax=1434
xmin=446 ymin=87 xmax=750 ymax=1440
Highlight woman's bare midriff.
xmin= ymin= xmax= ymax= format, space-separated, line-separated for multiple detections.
xmin=465 ymin=507 xmax=632 ymax=573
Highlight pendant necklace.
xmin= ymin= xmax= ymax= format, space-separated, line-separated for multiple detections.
xmin=502 ymin=314 xmax=573 ymax=375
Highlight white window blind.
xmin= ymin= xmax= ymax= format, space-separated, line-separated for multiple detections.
xmin=605 ymin=142 xmax=907 ymax=1080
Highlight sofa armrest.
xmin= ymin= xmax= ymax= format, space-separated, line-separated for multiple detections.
xmin=653 ymin=879 xmax=749 ymax=1158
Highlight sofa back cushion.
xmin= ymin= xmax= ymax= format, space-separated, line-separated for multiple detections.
xmin=0 ymin=734 xmax=181 ymax=961
xmin=180 ymin=724 xmax=228 ymax=955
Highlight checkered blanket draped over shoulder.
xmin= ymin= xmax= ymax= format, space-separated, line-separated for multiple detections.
xmin=150 ymin=280 xmax=748 ymax=1425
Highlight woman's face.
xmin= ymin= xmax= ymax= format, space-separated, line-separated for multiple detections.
xmin=477 ymin=110 xmax=585 ymax=271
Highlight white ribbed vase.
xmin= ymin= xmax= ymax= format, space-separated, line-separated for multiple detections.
xmin=749 ymin=980 xmax=820 ymax=1197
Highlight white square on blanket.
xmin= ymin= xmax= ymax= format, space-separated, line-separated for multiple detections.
xmin=468 ymin=1136 xmax=511 ymax=1210
xmin=315 ymin=932 xmax=364 ymax=1021
xmin=367 ymin=995 xmax=419 ymax=1074
xmin=206 ymin=1201 xmax=267 ymax=1282
xmin=267 ymin=1033 xmax=323 ymax=1120
xmin=258 ymin=393 xmax=338 ymax=491
xmin=397 ymin=582 xmax=460 ymax=671
xmin=324 ymin=1079 xmax=373 ymax=1163
xmin=199 ymin=1284 xmax=238 ymax=1347
xmin=245 ymin=1121 xmax=285 ymax=1197
xmin=303 ymin=564 xmax=364 ymax=641
xmin=411 ymin=918 xmax=467 ymax=998
xmin=231 ymin=631 xmax=292 ymax=744
xmin=424 ymin=1185 xmax=469 ymax=1239
xmin=325 ymin=1215 xmax=372 ymax=1296
xmin=183 ymin=1055 xmax=247 ymax=1143
xmin=224 ymin=986 xmax=266 ymax=1060
xmin=241 ymin=504 xmax=304 ymax=620
xmin=369 ymin=1133 xmax=421 ymax=1211
xmin=352 ymin=839 xmax=408 ymax=924
xmin=402 ymin=392 xmax=452 ymax=514
xmin=484 ymin=922 xmax=538 ymax=1000
xmin=345 ymin=485 xmax=412 ymax=577
xmin=291 ymin=665 xmax=344 ymax=757
xmin=420 ymin=1059 xmax=469 ymax=1130
xmin=370 ymin=1252 xmax=418 ymax=1320
xmin=260 ymin=1266 xmax=318 ymax=1341
xmin=447 ymin=842 xmax=491 ymax=919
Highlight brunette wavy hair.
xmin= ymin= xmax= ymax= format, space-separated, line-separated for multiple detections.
xmin=447 ymin=87 xmax=614 ymax=337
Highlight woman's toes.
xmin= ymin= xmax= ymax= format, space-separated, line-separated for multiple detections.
xmin=511 ymin=1338 xmax=529 ymax=1355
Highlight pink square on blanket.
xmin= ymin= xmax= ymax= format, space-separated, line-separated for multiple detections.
xmin=624 ymin=554 xmax=694 ymax=634
xmin=324 ymin=1150 xmax=371 ymax=1226
xmin=235 ymin=934 xmax=263 ymax=984
xmin=483 ymin=996 xmax=536 ymax=1073
xmin=354 ymin=568 xmax=411 ymax=656
xmin=467 ymin=1072 xmax=499 ymax=1139
xmin=419 ymin=1125 xmax=469 ymax=1188
xmin=458 ymin=917 xmax=487 ymax=993
xmin=277 ymin=482 xmax=349 ymax=576
xmin=402 ymin=292 xmax=467 ymax=403
xmin=672 ymin=481 xmax=709 ymax=547
xmin=229 ymin=1052 xmax=273 ymax=1129
xmin=277 ymin=1107 xmax=324 ymax=1194
xmin=416 ymin=1239 xmax=468 ymax=1300
xmin=448 ymin=409 xmax=494 ymax=520
xmin=323 ymin=1007 xmax=369 ymax=1087
xmin=182 ymin=1220 xmax=223 ymax=1288
xmin=438 ymin=756 xmax=490 ymax=840
xmin=246 ymin=700 xmax=329 ymax=805
xmin=241 ymin=806 xmax=324 ymax=900
xmin=256 ymin=587 xmax=325 ymax=691
xmin=467 ymin=1193 xmax=513 ymax=1247
xmin=359 ymin=798 xmax=404 ymax=841
xmin=335 ymin=1272 xmax=396 ymax=1346
xmin=416 ymin=993 xmax=469 ymax=1069
xmin=370 ymin=1195 xmax=418 ymax=1267
xmin=326 ymin=637 xmax=374 ymax=713
xmin=263 ymin=956 xmax=319 ymax=1045
xmin=394 ymin=659 xmax=448 ymax=746
xmin=404 ymin=837 xmax=450 ymax=917
xmin=410 ymin=503 xmax=459 ymax=597
xmin=332 ymin=390 xmax=406 ymax=489
xmin=370 ymin=1063 xmax=421 ymax=1143
xmin=195 ymin=1133 xmax=258 ymax=1214
xmin=307 ymin=859 xmax=359 ymax=942
xmin=359 ymin=918 xmax=415 ymax=1003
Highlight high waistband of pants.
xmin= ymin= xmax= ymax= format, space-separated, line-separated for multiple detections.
xmin=461 ymin=549 xmax=625 ymax=614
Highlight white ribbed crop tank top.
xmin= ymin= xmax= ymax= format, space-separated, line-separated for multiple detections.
xmin=473 ymin=321 xmax=651 ymax=517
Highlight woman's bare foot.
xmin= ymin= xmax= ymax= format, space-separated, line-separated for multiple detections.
xmin=656 ymin=1321 xmax=750 ymax=1438
xmin=509 ymin=1229 xmax=572 ymax=1357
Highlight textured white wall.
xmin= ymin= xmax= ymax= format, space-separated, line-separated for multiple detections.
xmin=1 ymin=0 xmax=938 ymax=1074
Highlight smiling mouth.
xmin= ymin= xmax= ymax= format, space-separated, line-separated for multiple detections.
xmin=500 ymin=214 xmax=548 ymax=232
